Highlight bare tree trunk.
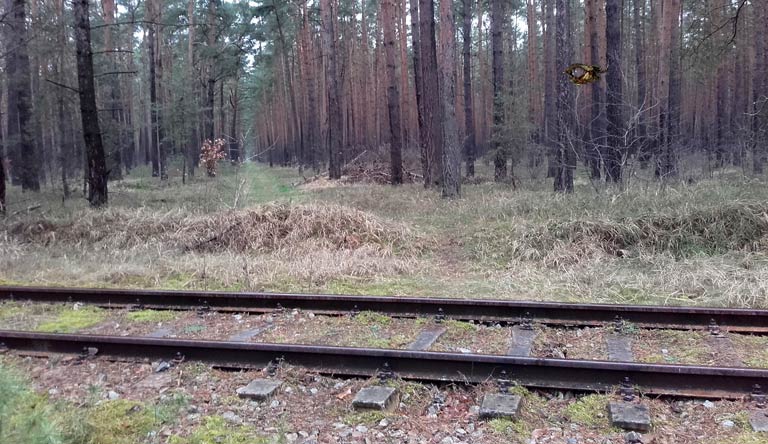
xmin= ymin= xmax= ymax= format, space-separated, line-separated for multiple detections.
xmin=410 ymin=0 xmax=428 ymax=185
xmin=585 ymin=0 xmax=604 ymax=179
xmin=633 ymin=0 xmax=649 ymax=167
xmin=229 ymin=83 xmax=240 ymax=162
xmin=7 ymin=0 xmax=40 ymax=191
xmin=419 ymin=0 xmax=443 ymax=187
xmin=526 ymin=0 xmax=539 ymax=146
xmin=0 ymin=125 xmax=5 ymax=214
xmin=147 ymin=0 xmax=160 ymax=177
xmin=301 ymin=3 xmax=319 ymax=171
xmin=463 ymin=0 xmax=475 ymax=177
xmin=74 ymin=0 xmax=108 ymax=206
xmin=3 ymin=0 xmax=20 ymax=186
xmin=439 ymin=0 xmax=460 ymax=197
xmin=753 ymin=5 xmax=766 ymax=174
xmin=187 ymin=0 xmax=198 ymax=177
xmin=554 ymin=0 xmax=574 ymax=192
xmin=491 ymin=0 xmax=506 ymax=181
xmin=605 ymin=0 xmax=623 ymax=182
xmin=321 ymin=0 xmax=343 ymax=179
xmin=383 ymin=0 xmax=404 ymax=184
xmin=204 ymin=0 xmax=217 ymax=143
xmin=543 ymin=0 xmax=557 ymax=178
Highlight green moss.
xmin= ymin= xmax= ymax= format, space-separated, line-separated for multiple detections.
xmin=0 ymin=302 xmax=25 ymax=320
xmin=35 ymin=306 xmax=105 ymax=333
xmin=126 ymin=309 xmax=178 ymax=323
xmin=564 ymin=394 xmax=610 ymax=427
xmin=734 ymin=431 xmax=768 ymax=444
xmin=169 ymin=416 xmax=269 ymax=444
xmin=487 ymin=418 xmax=529 ymax=438
xmin=86 ymin=400 xmax=156 ymax=444
xmin=354 ymin=311 xmax=392 ymax=326
xmin=184 ymin=325 xmax=205 ymax=334
xmin=342 ymin=410 xmax=391 ymax=426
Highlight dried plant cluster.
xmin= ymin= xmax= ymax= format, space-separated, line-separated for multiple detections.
xmin=199 ymin=139 xmax=227 ymax=177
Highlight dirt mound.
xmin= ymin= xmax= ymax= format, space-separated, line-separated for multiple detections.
xmin=514 ymin=204 xmax=768 ymax=265
xmin=7 ymin=204 xmax=423 ymax=254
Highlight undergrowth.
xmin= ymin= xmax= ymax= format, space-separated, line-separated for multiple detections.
xmin=0 ymin=364 xmax=189 ymax=444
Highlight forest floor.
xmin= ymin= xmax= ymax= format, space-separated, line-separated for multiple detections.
xmin=2 ymin=161 xmax=768 ymax=444
xmin=2 ymin=160 xmax=768 ymax=308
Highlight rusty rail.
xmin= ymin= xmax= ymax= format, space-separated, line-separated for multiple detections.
xmin=2 ymin=285 xmax=768 ymax=332
xmin=0 ymin=329 xmax=764 ymax=399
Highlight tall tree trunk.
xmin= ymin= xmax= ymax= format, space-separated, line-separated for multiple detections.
xmin=187 ymin=0 xmax=198 ymax=177
xmin=3 ymin=0 xmax=20 ymax=186
xmin=147 ymin=0 xmax=160 ymax=177
xmin=418 ymin=0 xmax=442 ymax=187
xmin=74 ymin=0 xmax=108 ymax=206
xmin=439 ymin=0 xmax=460 ymax=197
xmin=633 ymin=0 xmax=649 ymax=167
xmin=543 ymin=0 xmax=557 ymax=177
xmin=321 ymin=0 xmax=343 ymax=179
xmin=463 ymin=0 xmax=475 ymax=177
xmin=585 ymin=0 xmax=604 ymax=179
xmin=605 ymin=0 xmax=623 ymax=182
xmin=101 ymin=0 xmax=123 ymax=180
xmin=554 ymin=0 xmax=574 ymax=192
xmin=204 ymin=0 xmax=217 ymax=143
xmin=229 ymin=84 xmax=240 ymax=162
xmin=753 ymin=4 xmax=766 ymax=174
xmin=383 ymin=0 xmax=404 ymax=184
xmin=301 ymin=3 xmax=319 ymax=171
xmin=410 ymin=0 xmax=428 ymax=185
xmin=526 ymin=0 xmax=539 ymax=145
xmin=491 ymin=0 xmax=506 ymax=181
xmin=0 ymin=123 xmax=5 ymax=214
xmin=7 ymin=0 xmax=40 ymax=191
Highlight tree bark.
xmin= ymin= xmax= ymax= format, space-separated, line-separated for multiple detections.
xmin=410 ymin=0 xmax=428 ymax=185
xmin=74 ymin=0 xmax=108 ymax=206
xmin=491 ymin=0 xmax=506 ymax=181
xmin=439 ymin=0 xmax=460 ymax=197
xmin=605 ymin=0 xmax=623 ymax=182
xmin=463 ymin=0 xmax=475 ymax=177
xmin=383 ymin=0 xmax=404 ymax=184
xmin=321 ymin=0 xmax=343 ymax=179
xmin=543 ymin=0 xmax=557 ymax=178
xmin=753 ymin=4 xmax=767 ymax=174
xmin=585 ymin=0 xmax=605 ymax=179
xmin=147 ymin=0 xmax=160 ymax=177
xmin=418 ymin=0 xmax=443 ymax=187
xmin=187 ymin=0 xmax=198 ymax=177
xmin=7 ymin=0 xmax=40 ymax=191
xmin=633 ymin=0 xmax=649 ymax=167
xmin=554 ymin=0 xmax=574 ymax=192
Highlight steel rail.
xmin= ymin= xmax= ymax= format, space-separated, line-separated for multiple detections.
xmin=2 ymin=285 xmax=768 ymax=332
xmin=0 ymin=329 xmax=764 ymax=399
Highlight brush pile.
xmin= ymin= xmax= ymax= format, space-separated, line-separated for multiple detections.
xmin=6 ymin=203 xmax=425 ymax=255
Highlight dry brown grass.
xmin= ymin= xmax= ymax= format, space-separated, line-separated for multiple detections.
xmin=6 ymin=203 xmax=425 ymax=255
xmin=508 ymin=204 xmax=768 ymax=268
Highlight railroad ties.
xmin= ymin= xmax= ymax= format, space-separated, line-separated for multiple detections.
xmin=3 ymin=285 xmax=768 ymax=433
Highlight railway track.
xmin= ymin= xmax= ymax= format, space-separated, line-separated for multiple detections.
xmin=2 ymin=285 xmax=768 ymax=400
xmin=2 ymin=285 xmax=768 ymax=332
